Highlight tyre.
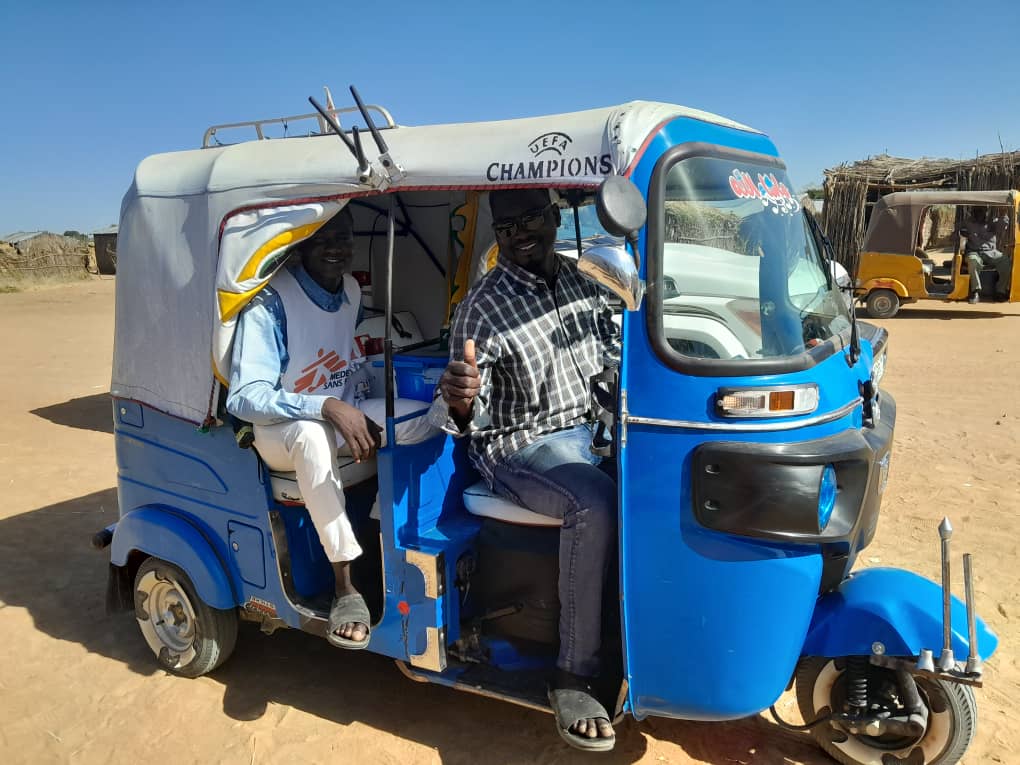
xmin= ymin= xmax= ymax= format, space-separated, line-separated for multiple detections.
xmin=865 ymin=289 xmax=900 ymax=319
xmin=133 ymin=557 xmax=238 ymax=677
xmin=795 ymin=657 xmax=977 ymax=765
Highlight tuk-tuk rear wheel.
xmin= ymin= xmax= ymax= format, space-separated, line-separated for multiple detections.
xmin=865 ymin=289 xmax=900 ymax=319
xmin=133 ymin=557 xmax=238 ymax=678
xmin=795 ymin=657 xmax=976 ymax=765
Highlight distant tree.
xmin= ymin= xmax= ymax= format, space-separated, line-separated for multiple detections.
xmin=63 ymin=230 xmax=86 ymax=240
xmin=803 ymin=187 xmax=825 ymax=200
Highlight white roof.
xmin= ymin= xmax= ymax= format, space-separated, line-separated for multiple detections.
xmin=113 ymin=100 xmax=764 ymax=423
xmin=132 ymin=101 xmax=759 ymax=198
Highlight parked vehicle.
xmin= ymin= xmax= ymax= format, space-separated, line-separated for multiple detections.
xmin=99 ymin=91 xmax=997 ymax=764
xmin=857 ymin=190 xmax=1018 ymax=317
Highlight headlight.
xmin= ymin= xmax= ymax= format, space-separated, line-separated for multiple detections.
xmin=818 ymin=465 xmax=838 ymax=530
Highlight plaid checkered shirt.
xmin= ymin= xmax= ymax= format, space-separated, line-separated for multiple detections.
xmin=429 ymin=254 xmax=619 ymax=487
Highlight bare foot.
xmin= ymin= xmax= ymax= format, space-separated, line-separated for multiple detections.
xmin=333 ymin=614 xmax=368 ymax=643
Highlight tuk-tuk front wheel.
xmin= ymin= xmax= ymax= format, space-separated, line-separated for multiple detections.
xmin=865 ymin=289 xmax=900 ymax=319
xmin=795 ymin=657 xmax=976 ymax=765
xmin=133 ymin=557 xmax=238 ymax=678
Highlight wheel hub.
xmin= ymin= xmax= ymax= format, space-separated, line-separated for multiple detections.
xmin=136 ymin=570 xmax=199 ymax=665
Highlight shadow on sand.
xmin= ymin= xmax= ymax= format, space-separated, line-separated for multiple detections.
xmin=0 ymin=489 xmax=829 ymax=764
xmin=30 ymin=392 xmax=113 ymax=434
xmin=856 ymin=306 xmax=1017 ymax=321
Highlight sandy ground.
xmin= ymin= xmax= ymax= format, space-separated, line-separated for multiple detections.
xmin=0 ymin=279 xmax=1016 ymax=765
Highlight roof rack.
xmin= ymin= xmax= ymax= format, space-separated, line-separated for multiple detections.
xmin=202 ymin=103 xmax=396 ymax=148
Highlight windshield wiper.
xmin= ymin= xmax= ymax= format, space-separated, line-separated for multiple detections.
xmin=804 ymin=210 xmax=860 ymax=365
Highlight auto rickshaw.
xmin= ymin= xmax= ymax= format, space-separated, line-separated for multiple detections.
xmin=857 ymin=190 xmax=1019 ymax=317
xmin=97 ymin=89 xmax=998 ymax=763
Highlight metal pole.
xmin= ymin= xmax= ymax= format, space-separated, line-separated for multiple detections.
xmin=936 ymin=517 xmax=955 ymax=671
xmin=573 ymin=204 xmax=582 ymax=259
xmin=384 ymin=195 xmax=396 ymax=448
xmin=963 ymin=553 xmax=982 ymax=676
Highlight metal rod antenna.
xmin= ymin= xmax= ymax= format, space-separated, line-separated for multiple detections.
xmin=351 ymin=126 xmax=369 ymax=172
xmin=350 ymin=85 xmax=389 ymax=154
xmin=936 ymin=517 xmax=955 ymax=672
xmin=307 ymin=97 xmax=367 ymax=173
xmin=963 ymin=553 xmax=982 ymax=676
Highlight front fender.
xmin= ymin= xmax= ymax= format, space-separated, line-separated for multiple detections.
xmin=802 ymin=567 xmax=998 ymax=660
xmin=111 ymin=506 xmax=236 ymax=610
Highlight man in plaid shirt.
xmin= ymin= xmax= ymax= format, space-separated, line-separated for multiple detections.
xmin=430 ymin=188 xmax=619 ymax=751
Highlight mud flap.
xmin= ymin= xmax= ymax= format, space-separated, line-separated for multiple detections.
xmin=106 ymin=562 xmax=134 ymax=614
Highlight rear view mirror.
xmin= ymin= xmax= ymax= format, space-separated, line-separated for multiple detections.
xmin=596 ymin=175 xmax=647 ymax=239
xmin=578 ymin=245 xmax=645 ymax=311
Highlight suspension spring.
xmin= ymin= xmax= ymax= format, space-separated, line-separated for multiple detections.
xmin=846 ymin=656 xmax=870 ymax=715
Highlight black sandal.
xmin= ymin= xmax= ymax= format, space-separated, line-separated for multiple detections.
xmin=548 ymin=684 xmax=616 ymax=752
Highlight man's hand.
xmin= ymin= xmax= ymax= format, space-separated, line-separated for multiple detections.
xmin=322 ymin=398 xmax=382 ymax=462
xmin=440 ymin=339 xmax=480 ymax=422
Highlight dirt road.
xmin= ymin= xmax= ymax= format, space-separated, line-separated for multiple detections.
xmin=0 ymin=280 xmax=1016 ymax=764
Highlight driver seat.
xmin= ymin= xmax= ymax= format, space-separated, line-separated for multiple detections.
xmin=462 ymin=481 xmax=562 ymax=527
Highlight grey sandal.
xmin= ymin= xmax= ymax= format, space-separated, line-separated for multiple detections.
xmin=326 ymin=592 xmax=371 ymax=649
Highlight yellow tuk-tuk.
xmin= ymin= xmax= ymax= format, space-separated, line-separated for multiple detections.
xmin=857 ymin=190 xmax=1019 ymax=317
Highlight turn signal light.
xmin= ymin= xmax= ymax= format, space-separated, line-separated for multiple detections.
xmin=717 ymin=384 xmax=819 ymax=418
xmin=769 ymin=390 xmax=795 ymax=411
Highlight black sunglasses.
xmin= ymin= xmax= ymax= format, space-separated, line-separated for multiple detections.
xmin=492 ymin=204 xmax=553 ymax=239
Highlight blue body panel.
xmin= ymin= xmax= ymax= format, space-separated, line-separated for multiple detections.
xmin=112 ymin=394 xmax=479 ymax=666
xmin=803 ymin=567 xmax=999 ymax=660
xmin=111 ymin=400 xmax=307 ymax=624
xmin=619 ymin=118 xmax=877 ymax=720
xmin=369 ymin=435 xmax=480 ymax=662
xmin=111 ymin=505 xmax=236 ymax=609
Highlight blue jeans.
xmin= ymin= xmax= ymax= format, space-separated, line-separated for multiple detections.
xmin=491 ymin=425 xmax=616 ymax=677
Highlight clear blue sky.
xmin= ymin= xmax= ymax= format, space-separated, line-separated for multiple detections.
xmin=2 ymin=0 xmax=1019 ymax=235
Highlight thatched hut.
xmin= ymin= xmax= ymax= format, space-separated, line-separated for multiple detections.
xmin=0 ymin=232 xmax=89 ymax=287
xmin=822 ymin=151 xmax=1020 ymax=274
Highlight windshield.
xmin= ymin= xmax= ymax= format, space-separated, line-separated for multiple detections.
xmin=555 ymin=204 xmax=610 ymax=242
xmin=655 ymin=155 xmax=850 ymax=361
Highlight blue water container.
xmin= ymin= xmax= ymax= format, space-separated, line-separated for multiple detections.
xmin=373 ymin=346 xmax=448 ymax=401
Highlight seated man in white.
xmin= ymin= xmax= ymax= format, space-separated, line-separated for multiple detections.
xmin=226 ymin=206 xmax=434 ymax=649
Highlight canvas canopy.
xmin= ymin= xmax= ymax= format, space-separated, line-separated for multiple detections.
xmin=864 ymin=190 xmax=1018 ymax=254
xmin=112 ymin=100 xmax=761 ymax=423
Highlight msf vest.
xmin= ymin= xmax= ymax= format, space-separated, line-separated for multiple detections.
xmin=272 ymin=267 xmax=364 ymax=405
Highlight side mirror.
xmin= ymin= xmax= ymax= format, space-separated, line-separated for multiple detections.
xmin=578 ymin=245 xmax=645 ymax=311
xmin=596 ymin=175 xmax=647 ymax=239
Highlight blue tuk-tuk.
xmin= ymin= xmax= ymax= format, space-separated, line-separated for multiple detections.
xmin=99 ymin=93 xmax=997 ymax=764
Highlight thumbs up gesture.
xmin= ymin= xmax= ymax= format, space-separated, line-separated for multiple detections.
xmin=440 ymin=338 xmax=481 ymax=420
